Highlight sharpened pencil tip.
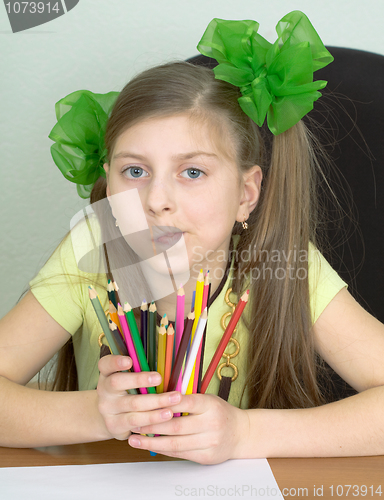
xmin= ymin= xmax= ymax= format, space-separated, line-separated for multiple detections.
xmin=141 ymin=300 xmax=148 ymax=311
xmin=123 ymin=302 xmax=132 ymax=312
xmin=108 ymin=319 xmax=118 ymax=331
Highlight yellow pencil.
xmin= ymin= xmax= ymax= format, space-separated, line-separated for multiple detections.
xmin=161 ymin=314 xmax=168 ymax=329
xmin=185 ymin=269 xmax=204 ymax=394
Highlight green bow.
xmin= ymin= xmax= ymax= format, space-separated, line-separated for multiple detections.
xmin=197 ymin=11 xmax=333 ymax=135
xmin=49 ymin=90 xmax=119 ymax=198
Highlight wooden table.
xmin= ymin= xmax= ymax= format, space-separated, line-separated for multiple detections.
xmin=0 ymin=440 xmax=383 ymax=499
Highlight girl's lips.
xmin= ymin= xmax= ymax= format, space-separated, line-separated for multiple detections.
xmin=154 ymin=232 xmax=183 ymax=246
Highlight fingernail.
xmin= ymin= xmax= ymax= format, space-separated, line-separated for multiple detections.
xmin=131 ymin=427 xmax=141 ymax=433
xmin=148 ymin=373 xmax=161 ymax=385
xmin=129 ymin=436 xmax=141 ymax=448
xmin=161 ymin=409 xmax=172 ymax=419
xmin=169 ymin=392 xmax=181 ymax=403
xmin=118 ymin=357 xmax=130 ymax=369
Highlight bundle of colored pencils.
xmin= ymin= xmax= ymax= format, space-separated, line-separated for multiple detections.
xmin=88 ymin=272 xmax=249 ymax=396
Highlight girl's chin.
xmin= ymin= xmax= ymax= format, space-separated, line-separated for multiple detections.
xmin=139 ymin=253 xmax=191 ymax=286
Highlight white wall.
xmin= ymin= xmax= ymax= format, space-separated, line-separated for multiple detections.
xmin=1 ymin=0 xmax=384 ymax=317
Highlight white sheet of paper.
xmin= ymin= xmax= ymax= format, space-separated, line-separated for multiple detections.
xmin=1 ymin=459 xmax=283 ymax=499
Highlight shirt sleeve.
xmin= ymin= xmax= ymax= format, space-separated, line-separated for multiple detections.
xmin=29 ymin=220 xmax=105 ymax=335
xmin=308 ymin=242 xmax=348 ymax=324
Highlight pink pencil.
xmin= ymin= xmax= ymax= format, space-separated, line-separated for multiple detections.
xmin=193 ymin=271 xmax=210 ymax=393
xmin=117 ymin=303 xmax=148 ymax=394
xmin=175 ymin=285 xmax=185 ymax=396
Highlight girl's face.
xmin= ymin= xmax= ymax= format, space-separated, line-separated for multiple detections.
xmin=104 ymin=113 xmax=260 ymax=278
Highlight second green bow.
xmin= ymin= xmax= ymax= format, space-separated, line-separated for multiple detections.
xmin=197 ymin=11 xmax=334 ymax=135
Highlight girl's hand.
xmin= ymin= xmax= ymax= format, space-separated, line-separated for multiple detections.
xmin=97 ymin=355 xmax=181 ymax=441
xmin=127 ymin=393 xmax=249 ymax=464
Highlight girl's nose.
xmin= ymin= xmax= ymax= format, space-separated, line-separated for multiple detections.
xmin=144 ymin=179 xmax=176 ymax=217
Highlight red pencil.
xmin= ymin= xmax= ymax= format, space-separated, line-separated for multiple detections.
xmin=167 ymin=311 xmax=194 ymax=392
xmin=200 ymin=290 xmax=249 ymax=394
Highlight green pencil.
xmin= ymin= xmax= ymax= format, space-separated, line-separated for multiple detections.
xmin=88 ymin=286 xmax=137 ymax=395
xmin=123 ymin=302 xmax=156 ymax=394
xmin=107 ymin=280 xmax=118 ymax=309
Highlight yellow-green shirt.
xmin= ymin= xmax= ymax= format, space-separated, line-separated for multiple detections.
xmin=30 ymin=227 xmax=347 ymax=407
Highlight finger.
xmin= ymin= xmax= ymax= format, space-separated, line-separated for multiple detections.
xmin=98 ymin=354 xmax=132 ymax=377
xmin=132 ymin=413 xmax=200 ymax=436
xmin=99 ymin=389 xmax=182 ymax=417
xmin=128 ymin=433 xmax=208 ymax=455
xmin=101 ymin=370 xmax=162 ymax=394
xmin=117 ymin=391 xmax=182 ymax=414
xmin=104 ymin=406 xmax=176 ymax=438
xmin=161 ymin=393 xmax=213 ymax=415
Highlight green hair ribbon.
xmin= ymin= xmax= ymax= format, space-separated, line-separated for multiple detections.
xmin=197 ymin=11 xmax=334 ymax=135
xmin=49 ymin=90 xmax=119 ymax=198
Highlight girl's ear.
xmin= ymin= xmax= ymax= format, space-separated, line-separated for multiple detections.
xmin=237 ymin=165 xmax=263 ymax=221
xmin=104 ymin=163 xmax=111 ymax=197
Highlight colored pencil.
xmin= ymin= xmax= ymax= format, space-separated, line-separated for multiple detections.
xmin=197 ymin=281 xmax=211 ymax=393
xmin=202 ymin=272 xmax=210 ymax=314
xmin=174 ymin=286 xmax=185 ymax=394
xmin=117 ymin=304 xmax=155 ymax=455
xmin=107 ymin=279 xmax=118 ymax=309
xmin=193 ymin=272 xmax=210 ymax=393
xmin=186 ymin=269 xmax=204 ymax=394
xmin=140 ymin=300 xmax=148 ymax=357
xmin=113 ymin=281 xmax=122 ymax=308
xmin=167 ymin=311 xmax=194 ymax=392
xmin=117 ymin=304 xmax=148 ymax=394
xmin=201 ymin=290 xmax=249 ymax=394
xmin=181 ymin=308 xmax=208 ymax=394
xmin=156 ymin=324 xmax=167 ymax=393
xmin=163 ymin=323 xmax=174 ymax=392
xmin=148 ymin=302 xmax=157 ymax=371
xmin=123 ymin=302 xmax=156 ymax=394
xmin=161 ymin=314 xmax=168 ymax=329
xmin=109 ymin=301 xmax=122 ymax=336
xmin=88 ymin=286 xmax=119 ymax=355
xmin=88 ymin=287 xmax=137 ymax=395
xmin=108 ymin=319 xmax=128 ymax=356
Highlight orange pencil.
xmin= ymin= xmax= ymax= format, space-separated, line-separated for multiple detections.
xmin=109 ymin=301 xmax=123 ymax=337
xmin=163 ymin=323 xmax=175 ymax=392
xmin=157 ymin=324 xmax=167 ymax=393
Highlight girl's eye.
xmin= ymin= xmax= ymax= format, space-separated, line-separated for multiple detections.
xmin=181 ymin=168 xmax=204 ymax=180
xmin=123 ymin=166 xmax=148 ymax=179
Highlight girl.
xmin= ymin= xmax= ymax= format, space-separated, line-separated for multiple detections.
xmin=1 ymin=11 xmax=384 ymax=464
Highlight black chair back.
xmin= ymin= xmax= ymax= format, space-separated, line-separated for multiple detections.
xmin=188 ymin=49 xmax=384 ymax=401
